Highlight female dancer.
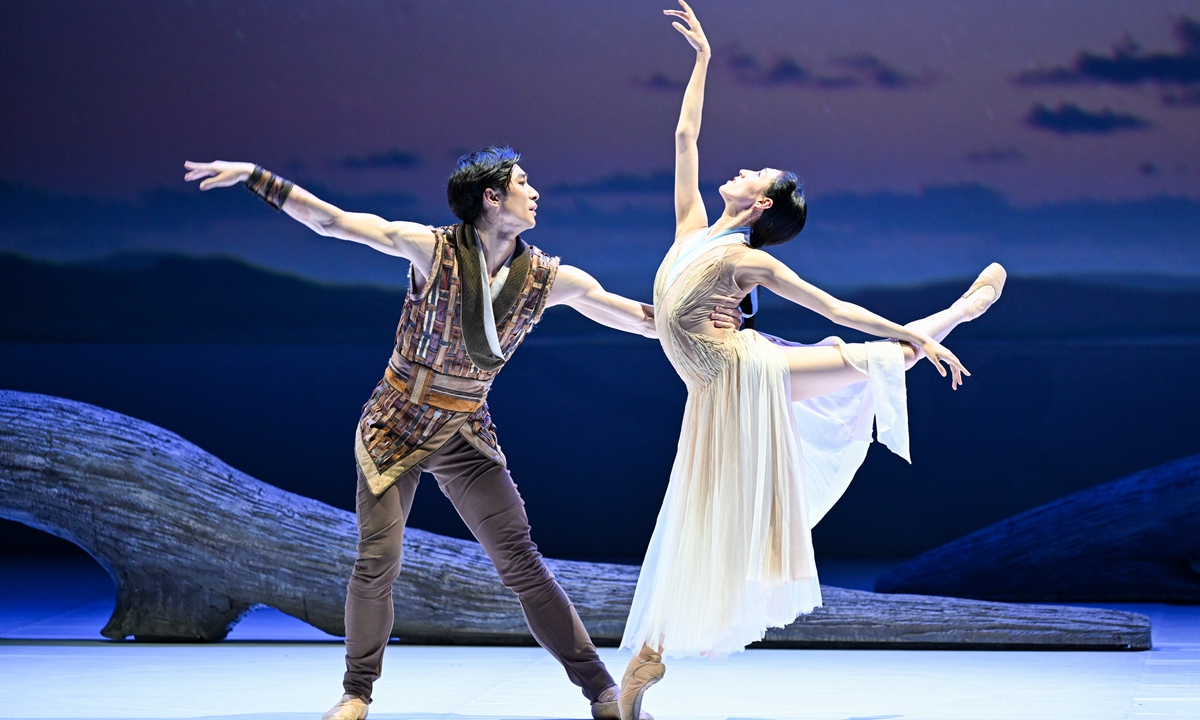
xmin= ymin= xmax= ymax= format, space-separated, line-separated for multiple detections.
xmin=617 ymin=4 xmax=1006 ymax=718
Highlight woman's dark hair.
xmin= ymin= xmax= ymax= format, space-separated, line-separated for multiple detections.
xmin=446 ymin=146 xmax=521 ymax=223
xmin=748 ymin=172 xmax=807 ymax=249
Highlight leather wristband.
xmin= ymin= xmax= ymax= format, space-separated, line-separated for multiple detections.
xmin=244 ymin=165 xmax=294 ymax=211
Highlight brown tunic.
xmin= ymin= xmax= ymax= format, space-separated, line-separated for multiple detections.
xmin=354 ymin=224 xmax=559 ymax=495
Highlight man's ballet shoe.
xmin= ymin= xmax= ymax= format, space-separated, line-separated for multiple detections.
xmin=616 ymin=648 xmax=665 ymax=720
xmin=959 ymin=262 xmax=1007 ymax=320
xmin=321 ymin=694 xmax=368 ymax=720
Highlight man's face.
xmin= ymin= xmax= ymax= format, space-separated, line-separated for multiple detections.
xmin=495 ymin=164 xmax=539 ymax=231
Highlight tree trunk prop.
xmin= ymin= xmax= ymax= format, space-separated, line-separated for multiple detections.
xmin=0 ymin=390 xmax=1149 ymax=649
xmin=876 ymin=454 xmax=1200 ymax=603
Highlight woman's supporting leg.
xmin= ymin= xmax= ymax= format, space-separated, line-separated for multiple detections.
xmin=783 ymin=263 xmax=1005 ymax=401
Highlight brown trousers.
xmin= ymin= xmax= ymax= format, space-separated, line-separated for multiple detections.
xmin=343 ymin=432 xmax=616 ymax=703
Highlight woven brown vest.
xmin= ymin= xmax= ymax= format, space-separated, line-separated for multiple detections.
xmin=355 ymin=224 xmax=559 ymax=495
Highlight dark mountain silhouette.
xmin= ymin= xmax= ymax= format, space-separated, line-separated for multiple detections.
xmin=3 ymin=252 xmax=1200 ymax=562
xmin=4 ymin=252 xmax=1200 ymax=343
xmin=2 ymin=253 xmax=406 ymax=343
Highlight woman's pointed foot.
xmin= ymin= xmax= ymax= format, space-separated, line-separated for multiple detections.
xmin=592 ymin=685 xmax=654 ymax=720
xmin=617 ymin=646 xmax=665 ymax=720
xmin=958 ymin=262 xmax=1006 ymax=320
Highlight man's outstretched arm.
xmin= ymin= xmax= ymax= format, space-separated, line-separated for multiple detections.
xmin=183 ymin=160 xmax=436 ymax=274
xmin=546 ymin=265 xmax=658 ymax=338
xmin=545 ymin=264 xmax=742 ymax=339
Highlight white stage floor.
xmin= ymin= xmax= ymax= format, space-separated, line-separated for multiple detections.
xmin=1 ymin=557 xmax=1197 ymax=720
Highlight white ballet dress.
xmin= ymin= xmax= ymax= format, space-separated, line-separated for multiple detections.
xmin=620 ymin=227 xmax=911 ymax=659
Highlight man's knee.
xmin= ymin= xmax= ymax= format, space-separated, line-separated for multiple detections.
xmin=350 ymin=535 xmax=403 ymax=594
xmin=493 ymin=538 xmax=556 ymax=596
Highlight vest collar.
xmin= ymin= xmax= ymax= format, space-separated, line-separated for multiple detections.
xmin=453 ymin=223 xmax=531 ymax=372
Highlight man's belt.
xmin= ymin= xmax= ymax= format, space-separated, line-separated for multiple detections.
xmin=385 ymin=355 xmax=490 ymax=413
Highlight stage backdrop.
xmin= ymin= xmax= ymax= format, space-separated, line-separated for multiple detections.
xmin=2 ymin=0 xmax=1199 ymax=562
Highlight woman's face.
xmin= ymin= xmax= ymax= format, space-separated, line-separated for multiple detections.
xmin=719 ymin=168 xmax=783 ymax=208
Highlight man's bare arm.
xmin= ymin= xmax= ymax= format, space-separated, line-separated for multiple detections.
xmin=183 ymin=160 xmax=436 ymax=276
xmin=546 ymin=265 xmax=658 ymax=338
xmin=545 ymin=264 xmax=743 ymax=338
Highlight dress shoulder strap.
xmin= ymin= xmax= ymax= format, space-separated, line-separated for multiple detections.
xmin=663 ymin=226 xmax=751 ymax=293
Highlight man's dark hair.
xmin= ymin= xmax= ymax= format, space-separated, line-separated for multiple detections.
xmin=447 ymin=146 xmax=521 ymax=223
xmin=749 ymin=172 xmax=807 ymax=249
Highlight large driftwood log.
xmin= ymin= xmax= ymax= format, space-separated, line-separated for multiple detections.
xmin=876 ymin=454 xmax=1200 ymax=603
xmin=0 ymin=390 xmax=1149 ymax=649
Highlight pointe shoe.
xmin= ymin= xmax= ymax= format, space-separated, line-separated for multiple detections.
xmin=959 ymin=262 xmax=1007 ymax=320
xmin=592 ymin=685 xmax=654 ymax=720
xmin=321 ymin=693 xmax=368 ymax=720
xmin=616 ymin=648 xmax=665 ymax=720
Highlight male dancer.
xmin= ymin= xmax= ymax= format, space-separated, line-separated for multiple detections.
xmin=184 ymin=148 xmax=738 ymax=720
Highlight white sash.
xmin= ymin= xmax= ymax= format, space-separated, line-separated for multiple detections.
xmin=475 ymin=233 xmax=508 ymax=359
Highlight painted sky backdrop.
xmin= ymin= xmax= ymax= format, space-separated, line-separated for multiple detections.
xmin=3 ymin=0 xmax=1200 ymax=293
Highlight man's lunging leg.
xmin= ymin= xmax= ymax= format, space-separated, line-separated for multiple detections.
xmin=338 ymin=465 xmax=420 ymax=711
xmin=424 ymin=435 xmax=617 ymax=704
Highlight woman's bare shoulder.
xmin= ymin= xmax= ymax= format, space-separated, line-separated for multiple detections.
xmin=673 ymin=224 xmax=709 ymax=245
xmin=728 ymin=244 xmax=772 ymax=265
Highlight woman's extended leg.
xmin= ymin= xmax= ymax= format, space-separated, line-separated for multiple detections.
xmin=783 ymin=263 xmax=1005 ymax=401
xmin=901 ymin=262 xmax=1006 ymax=367
xmin=783 ymin=344 xmax=874 ymax=402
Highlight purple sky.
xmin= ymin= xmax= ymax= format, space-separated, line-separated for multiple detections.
xmin=2 ymin=0 xmax=1200 ymax=291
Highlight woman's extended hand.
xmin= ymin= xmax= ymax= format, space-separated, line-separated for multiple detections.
xmin=916 ymin=334 xmax=969 ymax=389
xmin=183 ymin=161 xmax=256 ymax=190
xmin=665 ymin=0 xmax=710 ymax=56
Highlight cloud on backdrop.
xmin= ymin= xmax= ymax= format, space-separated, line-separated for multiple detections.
xmin=1025 ymin=103 xmax=1152 ymax=135
xmin=1014 ymin=16 xmax=1200 ymax=131
xmin=716 ymin=46 xmax=936 ymax=90
xmin=2 ymin=1 xmax=1199 ymax=290
xmin=1014 ymin=18 xmax=1200 ymax=92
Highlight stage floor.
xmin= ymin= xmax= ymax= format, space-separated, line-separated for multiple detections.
xmin=1 ymin=557 xmax=1197 ymax=720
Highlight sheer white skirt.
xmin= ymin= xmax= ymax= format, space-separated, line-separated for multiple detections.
xmin=620 ymin=330 xmax=909 ymax=658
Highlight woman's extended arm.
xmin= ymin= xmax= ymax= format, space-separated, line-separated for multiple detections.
xmin=735 ymin=250 xmax=968 ymax=385
xmin=666 ymin=1 xmax=711 ymax=239
xmin=183 ymin=160 xmax=436 ymax=273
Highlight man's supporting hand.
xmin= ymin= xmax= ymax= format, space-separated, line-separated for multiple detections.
xmin=709 ymin=305 xmax=743 ymax=330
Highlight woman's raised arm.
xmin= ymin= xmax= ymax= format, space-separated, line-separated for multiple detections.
xmin=666 ymin=1 xmax=711 ymax=239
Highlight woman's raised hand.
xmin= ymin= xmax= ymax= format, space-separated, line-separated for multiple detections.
xmin=183 ymin=161 xmax=256 ymax=191
xmin=665 ymin=0 xmax=710 ymax=56
xmin=917 ymin=334 xmax=970 ymax=390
